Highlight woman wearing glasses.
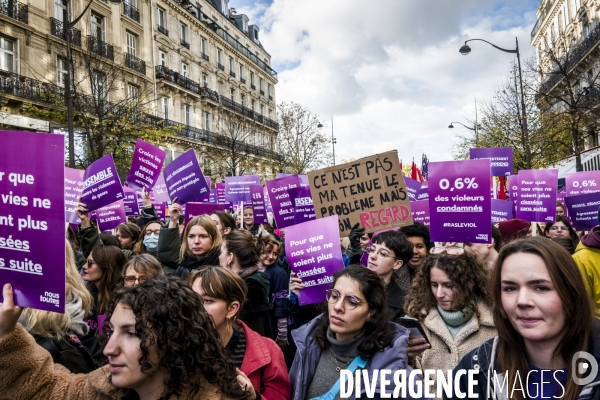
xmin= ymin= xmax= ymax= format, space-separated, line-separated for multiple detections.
xmin=289 ymin=265 xmax=421 ymax=400
xmin=121 ymin=254 xmax=163 ymax=287
xmin=543 ymin=215 xmax=579 ymax=245
xmin=403 ymin=246 xmax=496 ymax=398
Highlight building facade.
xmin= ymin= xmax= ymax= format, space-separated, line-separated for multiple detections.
xmin=0 ymin=0 xmax=279 ymax=177
xmin=531 ymin=0 xmax=600 ymax=176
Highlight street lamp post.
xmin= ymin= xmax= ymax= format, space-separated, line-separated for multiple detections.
xmin=330 ymin=115 xmax=336 ymax=166
xmin=66 ymin=0 xmax=122 ymax=167
xmin=448 ymin=121 xmax=480 ymax=146
xmin=459 ymin=37 xmax=531 ymax=169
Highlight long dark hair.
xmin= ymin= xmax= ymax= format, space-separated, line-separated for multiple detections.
xmin=491 ymin=237 xmax=593 ymax=400
xmin=105 ymin=276 xmax=246 ymax=400
xmin=133 ymin=221 xmax=164 ymax=255
xmin=311 ymin=265 xmax=394 ymax=359
xmin=89 ymin=245 xmax=126 ymax=314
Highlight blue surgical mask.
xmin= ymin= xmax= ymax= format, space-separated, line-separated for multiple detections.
xmin=143 ymin=234 xmax=159 ymax=251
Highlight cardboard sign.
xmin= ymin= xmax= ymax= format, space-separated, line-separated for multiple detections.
xmin=124 ymin=139 xmax=166 ymax=191
xmin=64 ymin=167 xmax=84 ymax=224
xmin=308 ymin=150 xmax=413 ymax=235
xmin=81 ymin=154 xmax=124 ymax=211
xmin=428 ymin=159 xmax=492 ymax=243
xmin=516 ymin=169 xmax=558 ymax=223
xmin=0 ymin=130 xmax=66 ymax=312
xmin=285 ymin=215 xmax=344 ymax=306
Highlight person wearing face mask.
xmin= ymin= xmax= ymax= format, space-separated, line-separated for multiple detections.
xmin=158 ymin=201 xmax=222 ymax=279
xmin=404 ymin=248 xmax=496 ymax=399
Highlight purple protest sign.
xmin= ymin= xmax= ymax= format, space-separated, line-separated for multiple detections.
xmin=122 ymin=187 xmax=139 ymax=216
xmin=410 ymin=200 xmax=430 ymax=227
xmin=417 ymin=183 xmax=429 ymax=201
xmin=491 ymin=199 xmax=513 ymax=224
xmin=65 ymin=168 xmax=84 ymax=224
xmin=0 ymin=130 xmax=66 ymax=312
xmin=266 ymin=175 xmax=299 ymax=228
xmin=516 ymin=169 xmax=558 ymax=223
xmin=428 ymin=159 xmax=492 ymax=243
xmin=294 ymin=175 xmax=316 ymax=224
xmin=155 ymin=202 xmax=166 ymax=221
xmin=285 ymin=215 xmax=344 ymax=306
xmin=404 ymin=178 xmax=422 ymax=202
xmin=565 ymin=193 xmax=600 ymax=231
xmin=250 ymin=185 xmax=268 ymax=225
xmin=225 ymin=175 xmax=261 ymax=203
xmin=185 ymin=203 xmax=224 ymax=225
xmin=125 ymin=139 xmax=166 ymax=191
xmin=565 ymin=171 xmax=600 ymax=197
xmin=81 ymin=154 xmax=124 ymax=211
xmin=163 ymin=149 xmax=210 ymax=205
xmin=152 ymin=174 xmax=170 ymax=203
xmin=97 ymin=200 xmax=127 ymax=231
xmin=264 ymin=185 xmax=273 ymax=213
xmin=469 ymin=147 xmax=513 ymax=176
xmin=216 ymin=182 xmax=226 ymax=203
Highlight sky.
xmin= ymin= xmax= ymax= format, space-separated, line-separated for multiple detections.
xmin=232 ymin=0 xmax=540 ymax=165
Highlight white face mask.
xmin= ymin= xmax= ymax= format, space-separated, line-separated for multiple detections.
xmin=143 ymin=233 xmax=159 ymax=251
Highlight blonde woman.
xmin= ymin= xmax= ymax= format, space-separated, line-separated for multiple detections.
xmin=18 ymin=241 xmax=96 ymax=373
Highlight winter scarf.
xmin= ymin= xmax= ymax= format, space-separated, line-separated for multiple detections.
xmin=174 ymin=246 xmax=222 ymax=280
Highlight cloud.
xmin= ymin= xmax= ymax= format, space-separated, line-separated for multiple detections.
xmin=233 ymin=0 xmax=539 ymax=164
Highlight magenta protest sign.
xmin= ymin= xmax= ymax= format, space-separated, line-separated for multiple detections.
xmin=469 ymin=147 xmax=513 ymax=176
xmin=428 ymin=159 xmax=492 ymax=243
xmin=417 ymin=183 xmax=429 ymax=201
xmin=404 ymin=178 xmax=422 ymax=202
xmin=152 ymin=174 xmax=170 ymax=203
xmin=491 ymin=199 xmax=513 ymax=224
xmin=216 ymin=182 xmax=226 ymax=203
xmin=122 ymin=187 xmax=139 ymax=216
xmin=155 ymin=203 xmax=166 ymax=221
xmin=81 ymin=154 xmax=124 ymax=211
xmin=516 ymin=169 xmax=558 ymax=223
xmin=295 ymin=175 xmax=316 ymax=224
xmin=163 ymin=149 xmax=209 ymax=205
xmin=185 ymin=203 xmax=224 ymax=225
xmin=250 ymin=185 xmax=268 ymax=225
xmin=65 ymin=167 xmax=84 ymax=224
xmin=565 ymin=193 xmax=600 ymax=231
xmin=565 ymin=171 xmax=600 ymax=197
xmin=225 ymin=175 xmax=261 ymax=203
xmin=266 ymin=175 xmax=299 ymax=228
xmin=410 ymin=200 xmax=430 ymax=227
xmin=0 ymin=130 xmax=66 ymax=312
xmin=125 ymin=139 xmax=166 ymax=191
xmin=285 ymin=215 xmax=344 ymax=306
xmin=97 ymin=200 xmax=127 ymax=231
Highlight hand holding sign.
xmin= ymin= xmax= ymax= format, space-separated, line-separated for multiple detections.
xmin=0 ymin=284 xmax=23 ymax=339
xmin=168 ymin=199 xmax=182 ymax=229
xmin=76 ymin=199 xmax=91 ymax=229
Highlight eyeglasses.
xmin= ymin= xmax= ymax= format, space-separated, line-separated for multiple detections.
xmin=123 ymin=276 xmax=149 ymax=286
xmin=145 ymin=229 xmax=160 ymax=236
xmin=325 ymin=289 xmax=364 ymax=310
xmin=86 ymin=259 xmax=96 ymax=267
xmin=550 ymin=226 xmax=568 ymax=231
xmin=430 ymin=247 xmax=464 ymax=256
xmin=365 ymin=246 xmax=397 ymax=260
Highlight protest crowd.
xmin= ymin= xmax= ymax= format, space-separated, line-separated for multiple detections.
xmin=2 ymin=136 xmax=600 ymax=400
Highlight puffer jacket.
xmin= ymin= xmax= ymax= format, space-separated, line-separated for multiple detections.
xmin=413 ymin=301 xmax=497 ymax=399
xmin=0 ymin=324 xmax=233 ymax=400
xmin=289 ymin=314 xmax=425 ymax=400
xmin=573 ymin=226 xmax=600 ymax=318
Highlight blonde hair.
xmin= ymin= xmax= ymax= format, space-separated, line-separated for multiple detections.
xmin=180 ymin=215 xmax=222 ymax=261
xmin=19 ymin=241 xmax=93 ymax=338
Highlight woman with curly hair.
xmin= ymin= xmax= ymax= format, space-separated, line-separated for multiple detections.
xmin=403 ymin=247 xmax=496 ymax=398
xmin=189 ymin=266 xmax=292 ymax=400
xmin=289 ymin=265 xmax=421 ymax=400
xmin=158 ymin=201 xmax=222 ymax=278
xmin=0 ymin=276 xmax=251 ymax=400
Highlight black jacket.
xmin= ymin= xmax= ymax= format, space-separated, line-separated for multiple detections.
xmin=36 ymin=334 xmax=97 ymax=374
xmin=240 ymin=269 xmax=272 ymax=337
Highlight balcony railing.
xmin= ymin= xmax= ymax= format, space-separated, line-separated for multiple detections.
xmin=218 ymin=63 xmax=224 ymax=71
xmin=229 ymin=71 xmax=235 ymax=78
xmin=155 ymin=65 xmax=219 ymax=103
xmin=251 ymin=84 xmax=256 ymax=90
xmin=540 ymin=22 xmax=600 ymax=94
xmin=125 ymin=53 xmax=146 ymax=75
xmin=157 ymin=25 xmax=168 ymax=36
xmin=0 ymin=69 xmax=64 ymax=104
xmin=0 ymin=0 xmax=28 ymax=24
xmin=220 ymin=95 xmax=279 ymax=130
xmin=269 ymin=95 xmax=273 ymax=101
xmin=123 ymin=2 xmax=139 ymax=23
xmin=50 ymin=18 xmax=82 ymax=46
xmin=210 ymin=23 xmax=277 ymax=80
xmin=240 ymin=77 xmax=246 ymax=84
xmin=201 ymin=52 xmax=209 ymax=61
xmin=260 ymin=89 xmax=264 ymax=95
xmin=531 ymin=0 xmax=557 ymax=40
xmin=181 ymin=38 xmax=190 ymax=49
xmin=87 ymin=36 xmax=114 ymax=61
